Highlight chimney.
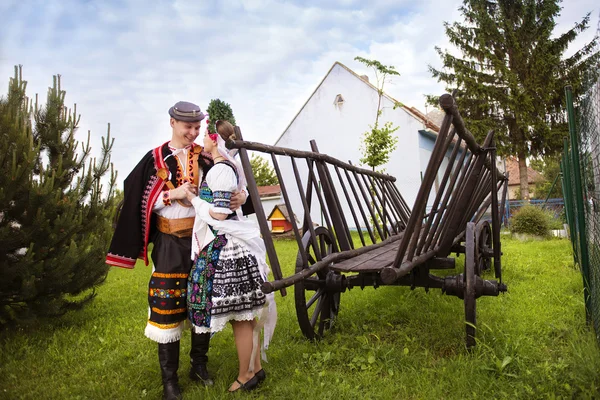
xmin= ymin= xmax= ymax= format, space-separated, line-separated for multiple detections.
xmin=360 ymin=75 xmax=369 ymax=82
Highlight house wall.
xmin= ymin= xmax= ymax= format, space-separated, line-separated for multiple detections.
xmin=273 ymin=63 xmax=438 ymax=229
xmin=508 ymin=183 xmax=537 ymax=200
xmin=508 ymin=185 xmax=518 ymax=200
xmin=271 ymin=220 xmax=285 ymax=231
xmin=270 ymin=220 xmax=292 ymax=232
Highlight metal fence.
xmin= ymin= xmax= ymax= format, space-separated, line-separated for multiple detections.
xmin=504 ymin=199 xmax=565 ymax=224
xmin=562 ymin=69 xmax=600 ymax=345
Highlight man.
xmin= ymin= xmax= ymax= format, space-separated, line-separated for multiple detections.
xmin=106 ymin=101 xmax=247 ymax=400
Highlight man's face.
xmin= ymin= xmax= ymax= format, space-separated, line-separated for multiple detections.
xmin=170 ymin=118 xmax=201 ymax=147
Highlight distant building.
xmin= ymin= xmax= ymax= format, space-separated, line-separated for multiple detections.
xmin=267 ymin=204 xmax=298 ymax=234
xmin=504 ymin=157 xmax=542 ymax=199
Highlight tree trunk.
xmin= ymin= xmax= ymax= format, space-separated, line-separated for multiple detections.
xmin=518 ymin=152 xmax=529 ymax=200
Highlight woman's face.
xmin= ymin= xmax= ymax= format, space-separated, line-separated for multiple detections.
xmin=203 ymin=129 xmax=217 ymax=151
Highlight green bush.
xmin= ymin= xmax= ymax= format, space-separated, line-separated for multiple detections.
xmin=547 ymin=212 xmax=565 ymax=230
xmin=510 ymin=205 xmax=551 ymax=237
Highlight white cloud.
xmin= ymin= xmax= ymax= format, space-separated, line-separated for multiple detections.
xmin=0 ymin=0 xmax=598 ymax=185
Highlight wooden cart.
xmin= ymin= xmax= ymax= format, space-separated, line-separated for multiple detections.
xmin=228 ymin=93 xmax=508 ymax=347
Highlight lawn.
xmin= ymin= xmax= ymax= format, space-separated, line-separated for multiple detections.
xmin=1 ymin=237 xmax=599 ymax=399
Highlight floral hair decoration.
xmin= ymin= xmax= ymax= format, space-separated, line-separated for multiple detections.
xmin=205 ymin=118 xmax=219 ymax=142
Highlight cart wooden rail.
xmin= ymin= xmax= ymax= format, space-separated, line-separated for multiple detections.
xmin=227 ymin=93 xmax=508 ymax=347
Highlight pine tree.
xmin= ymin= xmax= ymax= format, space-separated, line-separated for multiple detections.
xmin=249 ymin=154 xmax=279 ymax=186
xmin=206 ymin=99 xmax=236 ymax=133
xmin=429 ymin=0 xmax=599 ymax=199
xmin=0 ymin=66 xmax=118 ymax=325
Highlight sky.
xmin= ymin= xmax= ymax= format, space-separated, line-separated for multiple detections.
xmin=1 ymin=0 xmax=598 ymax=186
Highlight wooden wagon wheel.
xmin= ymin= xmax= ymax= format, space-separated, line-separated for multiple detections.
xmin=294 ymin=226 xmax=341 ymax=340
xmin=464 ymin=222 xmax=477 ymax=349
xmin=475 ymin=221 xmax=492 ymax=275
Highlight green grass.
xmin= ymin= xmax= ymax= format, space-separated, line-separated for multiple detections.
xmin=1 ymin=237 xmax=599 ymax=399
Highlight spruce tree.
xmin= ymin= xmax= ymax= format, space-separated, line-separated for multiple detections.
xmin=429 ymin=0 xmax=599 ymax=199
xmin=0 ymin=66 xmax=118 ymax=325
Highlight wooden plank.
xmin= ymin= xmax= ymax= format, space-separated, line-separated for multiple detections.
xmin=350 ymin=260 xmax=394 ymax=272
xmin=368 ymin=246 xmax=392 ymax=256
xmin=331 ymin=241 xmax=400 ymax=272
xmin=335 ymin=252 xmax=374 ymax=270
xmin=373 ymin=250 xmax=397 ymax=263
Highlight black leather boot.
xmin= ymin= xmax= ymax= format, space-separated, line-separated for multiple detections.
xmin=158 ymin=341 xmax=182 ymax=400
xmin=189 ymin=332 xmax=214 ymax=386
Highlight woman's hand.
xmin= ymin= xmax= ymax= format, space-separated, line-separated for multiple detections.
xmin=184 ymin=188 xmax=196 ymax=202
xmin=169 ymin=182 xmax=197 ymax=203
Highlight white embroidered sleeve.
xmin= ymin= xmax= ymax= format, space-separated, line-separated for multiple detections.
xmin=206 ymin=164 xmax=238 ymax=215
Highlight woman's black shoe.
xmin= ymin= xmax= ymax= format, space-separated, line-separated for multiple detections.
xmin=228 ymin=375 xmax=260 ymax=392
xmin=255 ymin=369 xmax=266 ymax=383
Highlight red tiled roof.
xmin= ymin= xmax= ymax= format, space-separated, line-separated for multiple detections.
xmin=258 ymin=185 xmax=281 ymax=198
xmin=505 ymin=157 xmax=542 ymax=185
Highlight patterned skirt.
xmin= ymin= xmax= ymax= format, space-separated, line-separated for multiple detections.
xmin=188 ymin=234 xmax=267 ymax=333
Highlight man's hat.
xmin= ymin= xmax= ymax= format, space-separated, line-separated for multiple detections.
xmin=168 ymin=101 xmax=206 ymax=122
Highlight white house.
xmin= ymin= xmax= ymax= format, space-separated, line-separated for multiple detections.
xmin=272 ymin=62 xmax=454 ymax=229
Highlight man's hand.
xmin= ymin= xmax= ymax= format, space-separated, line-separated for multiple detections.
xmin=169 ymin=182 xmax=197 ymax=202
xmin=230 ymin=191 xmax=247 ymax=211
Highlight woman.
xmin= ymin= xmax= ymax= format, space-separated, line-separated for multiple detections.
xmin=185 ymin=120 xmax=276 ymax=392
